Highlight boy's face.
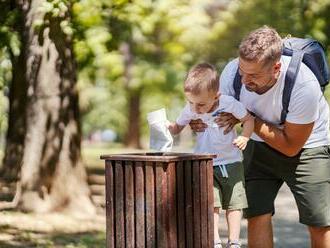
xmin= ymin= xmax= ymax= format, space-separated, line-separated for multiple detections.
xmin=185 ymin=90 xmax=219 ymax=114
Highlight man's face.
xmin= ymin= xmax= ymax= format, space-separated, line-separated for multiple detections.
xmin=185 ymin=90 xmax=219 ymax=114
xmin=238 ymin=58 xmax=281 ymax=94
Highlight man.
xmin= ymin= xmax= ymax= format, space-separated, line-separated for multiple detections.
xmin=191 ymin=26 xmax=330 ymax=247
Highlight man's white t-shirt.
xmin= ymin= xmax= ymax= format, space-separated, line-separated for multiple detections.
xmin=219 ymin=56 xmax=330 ymax=148
xmin=176 ymin=95 xmax=247 ymax=165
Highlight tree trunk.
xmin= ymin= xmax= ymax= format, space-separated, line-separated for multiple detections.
xmin=1 ymin=23 xmax=27 ymax=182
xmin=121 ymin=42 xmax=142 ymax=148
xmin=120 ymin=42 xmax=141 ymax=148
xmin=2 ymin=0 xmax=95 ymax=214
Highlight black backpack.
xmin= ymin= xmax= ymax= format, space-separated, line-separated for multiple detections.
xmin=233 ymin=37 xmax=330 ymax=124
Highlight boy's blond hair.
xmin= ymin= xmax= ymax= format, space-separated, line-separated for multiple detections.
xmin=184 ymin=63 xmax=219 ymax=95
xmin=239 ymin=26 xmax=282 ymax=67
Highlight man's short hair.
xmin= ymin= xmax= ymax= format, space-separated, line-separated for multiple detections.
xmin=184 ymin=63 xmax=219 ymax=95
xmin=239 ymin=26 xmax=283 ymax=67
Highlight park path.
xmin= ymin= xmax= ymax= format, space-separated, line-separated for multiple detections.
xmin=218 ymin=184 xmax=309 ymax=247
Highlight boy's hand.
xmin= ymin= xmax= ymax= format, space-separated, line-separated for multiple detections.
xmin=233 ymin=136 xmax=249 ymax=150
xmin=167 ymin=122 xmax=176 ymax=135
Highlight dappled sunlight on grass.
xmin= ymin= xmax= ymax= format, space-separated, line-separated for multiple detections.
xmin=0 ymin=211 xmax=105 ymax=248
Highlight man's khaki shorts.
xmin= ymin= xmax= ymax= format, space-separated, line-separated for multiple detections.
xmin=213 ymin=161 xmax=248 ymax=210
xmin=243 ymin=140 xmax=330 ymax=227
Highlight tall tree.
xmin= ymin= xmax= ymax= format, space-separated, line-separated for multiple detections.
xmin=1 ymin=0 xmax=95 ymax=214
xmin=0 ymin=1 xmax=26 ymax=181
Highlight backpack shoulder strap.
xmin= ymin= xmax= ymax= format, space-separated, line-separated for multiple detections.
xmin=233 ymin=69 xmax=242 ymax=100
xmin=281 ymin=50 xmax=305 ymax=124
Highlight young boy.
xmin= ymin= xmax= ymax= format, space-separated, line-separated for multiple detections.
xmin=168 ymin=63 xmax=254 ymax=248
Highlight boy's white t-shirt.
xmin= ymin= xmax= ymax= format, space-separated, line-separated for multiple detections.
xmin=176 ymin=95 xmax=248 ymax=165
xmin=219 ymin=56 xmax=330 ymax=148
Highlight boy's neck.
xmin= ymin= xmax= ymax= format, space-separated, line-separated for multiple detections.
xmin=207 ymin=99 xmax=219 ymax=113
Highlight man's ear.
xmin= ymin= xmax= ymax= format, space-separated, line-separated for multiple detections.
xmin=273 ymin=61 xmax=281 ymax=73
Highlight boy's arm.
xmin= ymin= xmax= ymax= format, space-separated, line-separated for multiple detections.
xmin=239 ymin=112 xmax=255 ymax=138
xmin=232 ymin=112 xmax=254 ymax=150
xmin=168 ymin=122 xmax=185 ymax=135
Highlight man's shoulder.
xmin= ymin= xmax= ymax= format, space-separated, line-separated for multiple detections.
xmin=222 ymin=58 xmax=239 ymax=73
xmin=280 ymin=55 xmax=319 ymax=85
xmin=219 ymin=58 xmax=239 ymax=95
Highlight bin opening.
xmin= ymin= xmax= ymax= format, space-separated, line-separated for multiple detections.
xmin=137 ymin=152 xmax=188 ymax=156
xmin=100 ymin=152 xmax=216 ymax=162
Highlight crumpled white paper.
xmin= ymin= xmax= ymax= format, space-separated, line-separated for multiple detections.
xmin=147 ymin=108 xmax=173 ymax=152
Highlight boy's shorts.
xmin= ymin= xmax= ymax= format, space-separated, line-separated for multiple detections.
xmin=213 ymin=161 xmax=248 ymax=210
xmin=243 ymin=140 xmax=330 ymax=227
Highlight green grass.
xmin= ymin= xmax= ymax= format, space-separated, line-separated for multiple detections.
xmin=0 ymin=142 xmax=143 ymax=170
xmin=82 ymin=142 xmax=145 ymax=169
xmin=0 ymin=228 xmax=106 ymax=248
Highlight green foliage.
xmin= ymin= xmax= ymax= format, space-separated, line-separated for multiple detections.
xmin=205 ymin=0 xmax=330 ymax=67
xmin=35 ymin=0 xmax=73 ymax=35
xmin=73 ymin=0 xmax=222 ymax=140
xmin=70 ymin=0 xmax=330 ymax=143
xmin=2 ymin=0 xmax=330 ymax=145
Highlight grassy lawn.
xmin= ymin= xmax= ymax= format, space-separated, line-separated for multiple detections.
xmin=82 ymin=141 xmax=145 ymax=169
xmin=0 ymin=211 xmax=106 ymax=248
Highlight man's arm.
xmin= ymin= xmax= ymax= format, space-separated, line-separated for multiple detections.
xmin=254 ymin=117 xmax=314 ymax=157
xmin=189 ymin=119 xmax=208 ymax=132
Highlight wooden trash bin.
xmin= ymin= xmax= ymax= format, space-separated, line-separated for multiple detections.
xmin=101 ymin=152 xmax=215 ymax=248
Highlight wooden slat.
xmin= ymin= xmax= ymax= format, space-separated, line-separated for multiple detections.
xmin=104 ymin=156 xmax=214 ymax=248
xmin=207 ymin=160 xmax=214 ymax=248
xmin=145 ymin=162 xmax=156 ymax=248
xmin=156 ymin=162 xmax=168 ymax=248
xmin=184 ymin=160 xmax=193 ymax=248
xmin=115 ymin=161 xmax=125 ymax=247
xmin=200 ymin=160 xmax=208 ymax=247
xmin=135 ymin=161 xmax=145 ymax=248
xmin=167 ymin=162 xmax=177 ymax=247
xmin=105 ymin=161 xmax=114 ymax=248
xmin=176 ymin=161 xmax=186 ymax=248
xmin=125 ymin=161 xmax=135 ymax=248
xmin=192 ymin=160 xmax=201 ymax=248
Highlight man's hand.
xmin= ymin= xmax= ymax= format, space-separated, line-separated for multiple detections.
xmin=214 ymin=112 xmax=240 ymax=134
xmin=189 ymin=119 xmax=208 ymax=132
xmin=233 ymin=136 xmax=249 ymax=150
